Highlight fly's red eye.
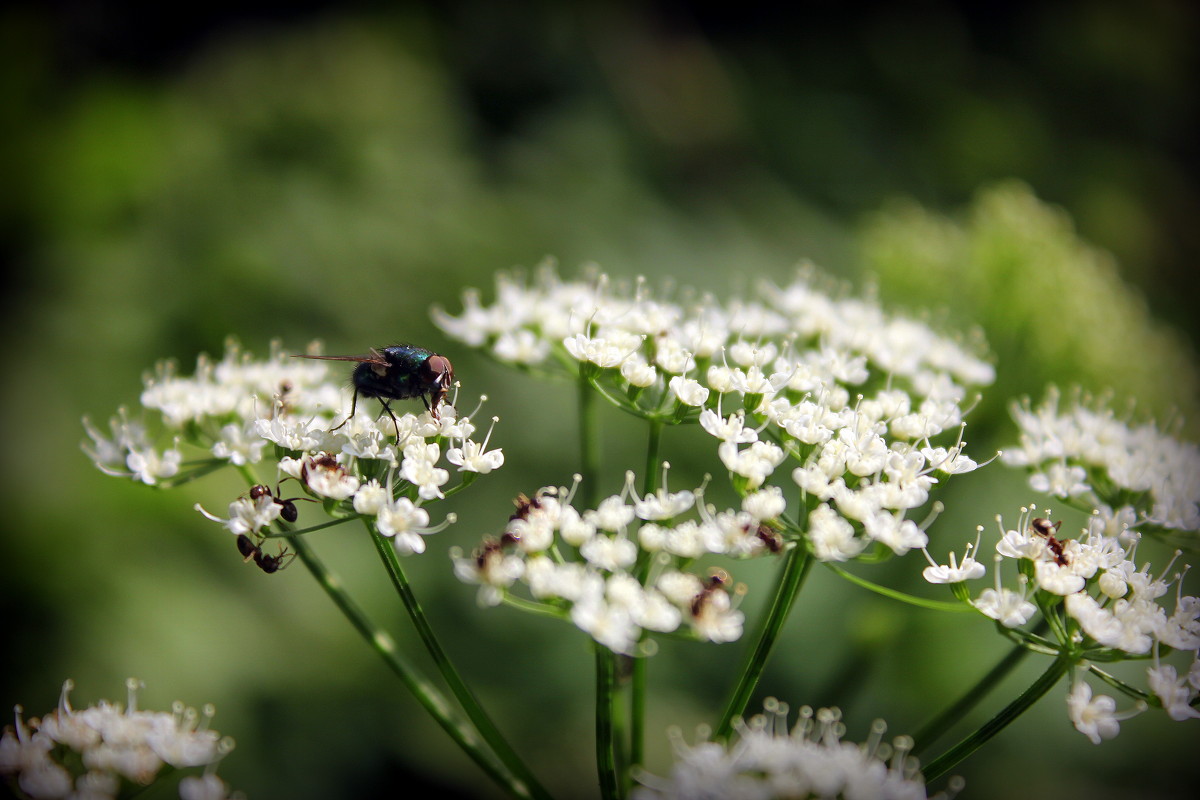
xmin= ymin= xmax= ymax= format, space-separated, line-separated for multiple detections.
xmin=423 ymin=355 xmax=453 ymax=384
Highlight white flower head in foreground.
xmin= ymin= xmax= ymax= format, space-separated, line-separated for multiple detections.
xmin=633 ymin=699 xmax=962 ymax=800
xmin=452 ymin=473 xmax=771 ymax=654
xmin=0 ymin=679 xmax=236 ymax=800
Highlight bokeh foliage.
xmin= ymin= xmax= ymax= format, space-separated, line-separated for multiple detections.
xmin=2 ymin=3 xmax=1196 ymax=798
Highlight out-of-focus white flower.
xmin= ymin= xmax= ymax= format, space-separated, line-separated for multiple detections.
xmin=1004 ymin=388 xmax=1200 ymax=531
xmin=1 ymin=680 xmax=235 ymax=799
xmin=633 ymin=701 xmax=947 ymax=800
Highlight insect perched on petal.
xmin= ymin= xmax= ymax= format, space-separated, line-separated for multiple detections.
xmin=294 ymin=344 xmax=455 ymax=435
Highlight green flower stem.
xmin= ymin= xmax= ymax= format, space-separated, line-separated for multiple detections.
xmin=822 ymin=563 xmax=972 ymax=613
xmin=630 ymin=419 xmax=663 ymax=774
xmin=1033 ymin=589 xmax=1070 ymax=644
xmin=629 ymin=655 xmax=646 ymax=776
xmin=287 ymin=534 xmax=519 ymax=795
xmin=714 ymin=544 xmax=813 ymax=741
xmin=912 ymin=635 xmax=1036 ymax=754
xmin=642 ymin=421 xmax=664 ymax=496
xmin=261 ymin=515 xmax=359 ymax=538
xmin=578 ymin=377 xmax=600 ymax=509
xmin=595 ymin=645 xmax=622 ymax=800
xmin=1086 ymin=663 xmax=1155 ymax=703
xmin=922 ymin=653 xmax=1072 ymax=782
xmin=501 ymin=595 xmax=571 ymax=620
xmin=156 ymin=462 xmax=227 ymax=488
xmin=369 ymin=524 xmax=553 ymax=800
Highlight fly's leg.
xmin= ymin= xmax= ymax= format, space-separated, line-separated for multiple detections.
xmin=329 ymin=387 xmax=358 ymax=432
xmin=380 ymin=399 xmax=402 ymax=441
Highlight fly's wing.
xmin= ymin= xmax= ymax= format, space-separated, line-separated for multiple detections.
xmin=292 ymin=347 xmax=388 ymax=366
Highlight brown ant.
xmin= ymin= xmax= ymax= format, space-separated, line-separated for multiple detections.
xmin=690 ymin=570 xmax=731 ymax=616
xmin=1031 ymin=517 xmax=1069 ymax=567
xmin=510 ymin=490 xmax=552 ymax=522
xmin=754 ymin=522 xmax=783 ymax=554
xmin=236 ymin=533 xmax=296 ymax=574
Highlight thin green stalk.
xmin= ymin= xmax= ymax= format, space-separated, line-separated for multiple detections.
xmin=369 ymin=526 xmax=553 ymax=800
xmin=922 ymin=654 xmax=1072 ymax=782
xmin=1086 ymin=663 xmax=1154 ymax=703
xmin=578 ymin=377 xmax=600 ymax=508
xmin=630 ymin=419 xmax=663 ymax=774
xmin=642 ymin=421 xmax=663 ymax=497
xmin=595 ymin=645 xmax=621 ymax=800
xmin=822 ymin=562 xmax=971 ymax=613
xmin=261 ymin=515 xmax=359 ymax=538
xmin=629 ymin=656 xmax=645 ymax=777
xmin=287 ymin=535 xmax=519 ymax=795
xmin=715 ymin=544 xmax=813 ymax=740
xmin=612 ymin=656 xmax=629 ymax=797
xmin=912 ymin=635 xmax=1036 ymax=754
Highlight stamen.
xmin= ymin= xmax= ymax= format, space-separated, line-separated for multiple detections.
xmin=58 ymin=679 xmax=75 ymax=715
xmin=622 ymin=470 xmax=638 ymax=502
xmin=918 ymin=501 xmax=945 ymax=531
xmin=424 ymin=513 xmax=459 ymax=534
xmin=864 ymin=718 xmax=887 ymax=759
xmin=1155 ymin=550 xmax=1183 ymax=584
xmin=562 ymin=474 xmax=583 ymax=505
xmin=198 ymin=704 xmax=216 ymax=733
xmin=479 ymin=416 xmax=499 ymax=451
xmin=125 ymin=677 xmax=143 ymax=714
xmin=12 ymin=705 xmax=29 ymax=744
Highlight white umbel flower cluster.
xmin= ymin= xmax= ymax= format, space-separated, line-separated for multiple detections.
xmin=435 ymin=264 xmax=994 ymax=563
xmin=86 ymin=341 xmax=504 ymax=562
xmin=0 ymin=679 xmax=236 ymax=800
xmin=452 ymin=471 xmax=780 ymax=654
xmin=924 ymin=503 xmax=1199 ymax=742
xmin=633 ymin=699 xmax=959 ymax=800
xmin=1003 ymin=387 xmax=1200 ymax=532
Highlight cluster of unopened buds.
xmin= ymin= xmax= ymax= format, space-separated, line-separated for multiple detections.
xmin=1 ymin=679 xmax=236 ymax=800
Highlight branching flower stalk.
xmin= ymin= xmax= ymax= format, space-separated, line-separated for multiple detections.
xmin=82 ymin=340 xmax=546 ymax=800
xmin=437 ymin=262 xmax=999 ymax=793
xmin=915 ymin=389 xmax=1200 ymax=771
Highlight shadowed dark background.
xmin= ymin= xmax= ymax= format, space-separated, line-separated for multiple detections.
xmin=2 ymin=1 xmax=1197 ymax=798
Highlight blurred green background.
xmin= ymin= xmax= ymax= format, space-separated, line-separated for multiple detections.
xmin=2 ymin=2 xmax=1197 ymax=798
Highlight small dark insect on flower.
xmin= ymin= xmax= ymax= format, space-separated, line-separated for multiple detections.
xmin=754 ymin=522 xmax=784 ymax=554
xmin=510 ymin=489 xmax=553 ymax=522
xmin=691 ymin=570 xmax=731 ymax=616
xmin=248 ymin=483 xmax=302 ymax=523
xmin=1031 ymin=517 xmax=1070 ymax=567
xmin=474 ymin=537 xmax=506 ymax=569
xmin=235 ymin=533 xmax=296 ymax=574
xmin=293 ymin=344 xmax=455 ymax=436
